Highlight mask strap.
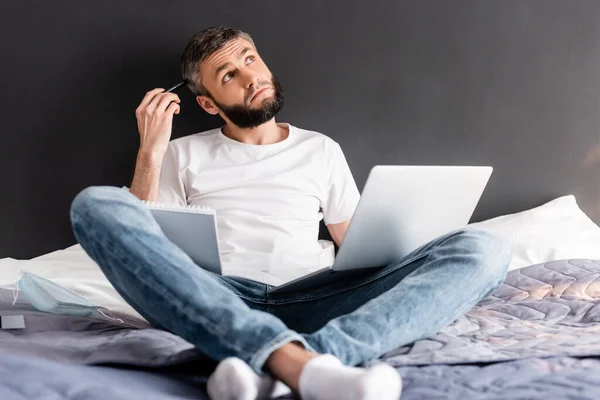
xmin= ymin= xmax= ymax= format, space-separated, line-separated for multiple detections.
xmin=12 ymin=261 xmax=32 ymax=306
xmin=97 ymin=307 xmax=124 ymax=324
xmin=11 ymin=283 xmax=18 ymax=306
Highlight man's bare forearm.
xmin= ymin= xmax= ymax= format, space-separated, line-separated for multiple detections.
xmin=129 ymin=151 xmax=163 ymax=202
xmin=130 ymin=87 xmax=180 ymax=200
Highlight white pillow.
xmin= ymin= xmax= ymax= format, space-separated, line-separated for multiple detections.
xmin=468 ymin=195 xmax=600 ymax=271
xmin=0 ymin=245 xmax=146 ymax=322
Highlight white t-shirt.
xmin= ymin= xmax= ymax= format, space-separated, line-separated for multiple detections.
xmin=158 ymin=123 xmax=361 ymax=286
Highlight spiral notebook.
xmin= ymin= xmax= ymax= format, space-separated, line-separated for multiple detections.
xmin=141 ymin=200 xmax=222 ymax=274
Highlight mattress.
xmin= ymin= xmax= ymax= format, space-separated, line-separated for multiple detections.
xmin=1 ymin=259 xmax=600 ymax=399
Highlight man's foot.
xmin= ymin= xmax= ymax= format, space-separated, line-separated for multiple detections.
xmin=298 ymin=354 xmax=402 ymax=400
xmin=206 ymin=357 xmax=291 ymax=400
xmin=207 ymin=354 xmax=402 ymax=400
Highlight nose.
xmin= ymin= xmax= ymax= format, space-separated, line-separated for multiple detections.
xmin=240 ymin=68 xmax=260 ymax=90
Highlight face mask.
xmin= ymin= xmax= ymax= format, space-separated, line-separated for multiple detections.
xmin=15 ymin=270 xmax=123 ymax=323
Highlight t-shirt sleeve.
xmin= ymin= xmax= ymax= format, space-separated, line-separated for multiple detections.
xmin=322 ymin=141 xmax=361 ymax=225
xmin=157 ymin=143 xmax=187 ymax=205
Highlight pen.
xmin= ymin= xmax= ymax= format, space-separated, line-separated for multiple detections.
xmin=165 ymin=80 xmax=188 ymax=92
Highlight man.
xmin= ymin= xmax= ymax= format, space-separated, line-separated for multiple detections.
xmin=70 ymin=26 xmax=511 ymax=400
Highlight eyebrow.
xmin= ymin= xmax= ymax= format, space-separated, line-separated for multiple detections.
xmin=214 ymin=47 xmax=253 ymax=79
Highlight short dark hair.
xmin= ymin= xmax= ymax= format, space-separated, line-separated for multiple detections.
xmin=180 ymin=26 xmax=256 ymax=96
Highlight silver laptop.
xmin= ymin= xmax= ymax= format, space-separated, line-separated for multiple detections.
xmin=267 ymin=165 xmax=493 ymax=294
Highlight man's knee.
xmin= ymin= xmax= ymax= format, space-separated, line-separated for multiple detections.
xmin=70 ymin=186 xmax=132 ymax=219
xmin=450 ymin=227 xmax=512 ymax=285
xmin=70 ymin=186 xmax=137 ymax=238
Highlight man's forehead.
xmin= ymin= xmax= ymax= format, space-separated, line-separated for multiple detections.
xmin=203 ymin=38 xmax=255 ymax=76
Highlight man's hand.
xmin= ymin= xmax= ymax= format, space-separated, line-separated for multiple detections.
xmin=135 ymin=88 xmax=181 ymax=163
xmin=130 ymin=88 xmax=181 ymax=202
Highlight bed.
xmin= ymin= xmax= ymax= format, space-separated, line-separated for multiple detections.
xmin=2 ymin=195 xmax=600 ymax=399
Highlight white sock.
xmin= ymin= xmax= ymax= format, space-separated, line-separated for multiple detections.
xmin=206 ymin=357 xmax=291 ymax=400
xmin=298 ymin=354 xmax=402 ymax=400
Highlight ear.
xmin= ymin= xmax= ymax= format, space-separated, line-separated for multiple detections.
xmin=196 ymin=95 xmax=219 ymax=115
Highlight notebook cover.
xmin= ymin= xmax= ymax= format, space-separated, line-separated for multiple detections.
xmin=149 ymin=208 xmax=222 ymax=274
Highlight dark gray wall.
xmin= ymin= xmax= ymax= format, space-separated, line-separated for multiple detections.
xmin=1 ymin=1 xmax=599 ymax=259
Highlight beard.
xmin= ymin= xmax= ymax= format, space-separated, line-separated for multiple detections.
xmin=210 ymin=75 xmax=285 ymax=129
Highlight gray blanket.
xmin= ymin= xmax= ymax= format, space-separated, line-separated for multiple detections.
xmin=0 ymin=289 xmax=206 ymax=368
xmin=380 ymin=258 xmax=600 ymax=367
xmin=2 ymin=259 xmax=600 ymax=399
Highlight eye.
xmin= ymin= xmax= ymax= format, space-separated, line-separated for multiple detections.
xmin=246 ymin=56 xmax=255 ymax=64
xmin=223 ymin=71 xmax=234 ymax=83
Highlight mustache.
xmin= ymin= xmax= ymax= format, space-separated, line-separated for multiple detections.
xmin=246 ymin=83 xmax=273 ymax=103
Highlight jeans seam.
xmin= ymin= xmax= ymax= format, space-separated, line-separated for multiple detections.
xmin=214 ymin=281 xmax=268 ymax=304
xmin=193 ymin=273 xmax=269 ymax=305
xmin=268 ymin=251 xmax=431 ymax=305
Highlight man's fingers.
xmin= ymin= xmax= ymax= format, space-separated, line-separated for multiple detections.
xmin=166 ymin=101 xmax=181 ymax=116
xmin=137 ymin=88 xmax=166 ymax=111
xmin=156 ymin=93 xmax=181 ymax=113
xmin=147 ymin=92 xmax=179 ymax=112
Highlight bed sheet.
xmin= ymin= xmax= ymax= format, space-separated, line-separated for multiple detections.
xmin=3 ymin=255 xmax=600 ymax=398
xmin=0 ymin=244 xmax=146 ymax=321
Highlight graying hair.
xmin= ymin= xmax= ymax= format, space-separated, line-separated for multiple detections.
xmin=180 ymin=26 xmax=256 ymax=97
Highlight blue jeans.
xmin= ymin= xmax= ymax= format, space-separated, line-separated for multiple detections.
xmin=69 ymin=186 xmax=511 ymax=375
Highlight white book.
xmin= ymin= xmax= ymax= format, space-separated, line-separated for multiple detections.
xmin=140 ymin=200 xmax=222 ymax=274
